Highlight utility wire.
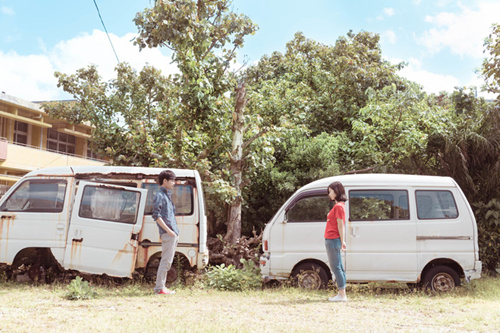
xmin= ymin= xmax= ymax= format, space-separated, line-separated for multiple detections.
xmin=92 ymin=0 xmax=120 ymax=63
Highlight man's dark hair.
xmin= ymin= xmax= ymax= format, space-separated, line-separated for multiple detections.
xmin=158 ymin=170 xmax=176 ymax=185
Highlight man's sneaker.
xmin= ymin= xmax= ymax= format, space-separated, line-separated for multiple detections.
xmin=157 ymin=289 xmax=176 ymax=295
xmin=328 ymin=294 xmax=347 ymax=302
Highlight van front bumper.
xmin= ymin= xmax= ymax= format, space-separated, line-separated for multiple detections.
xmin=464 ymin=261 xmax=482 ymax=282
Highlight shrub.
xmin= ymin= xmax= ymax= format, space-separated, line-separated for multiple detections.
xmin=64 ymin=276 xmax=97 ymax=300
xmin=205 ymin=258 xmax=262 ymax=291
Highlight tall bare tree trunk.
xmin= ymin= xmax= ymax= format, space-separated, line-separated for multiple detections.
xmin=225 ymin=83 xmax=247 ymax=244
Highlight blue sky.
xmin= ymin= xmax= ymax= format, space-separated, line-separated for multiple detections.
xmin=1 ymin=0 xmax=499 ymax=101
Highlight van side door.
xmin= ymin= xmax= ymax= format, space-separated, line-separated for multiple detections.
xmin=345 ymin=188 xmax=417 ymax=282
xmin=270 ymin=190 xmax=333 ymax=276
xmin=63 ymin=181 xmax=147 ymax=277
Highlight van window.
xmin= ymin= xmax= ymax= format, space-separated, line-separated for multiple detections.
xmin=350 ymin=190 xmax=409 ymax=221
xmin=286 ymin=195 xmax=330 ymax=222
xmin=0 ymin=179 xmax=67 ymax=212
xmin=78 ymin=185 xmax=141 ymax=224
xmin=142 ymin=183 xmax=194 ymax=216
xmin=416 ymin=190 xmax=458 ymax=219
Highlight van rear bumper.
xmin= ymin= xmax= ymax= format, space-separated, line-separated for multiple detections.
xmin=464 ymin=261 xmax=482 ymax=282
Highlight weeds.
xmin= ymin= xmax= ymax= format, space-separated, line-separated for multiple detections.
xmin=64 ymin=276 xmax=97 ymax=300
xmin=204 ymin=258 xmax=261 ymax=291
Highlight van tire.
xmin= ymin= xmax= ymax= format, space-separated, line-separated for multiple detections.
xmin=423 ymin=265 xmax=460 ymax=292
xmin=145 ymin=253 xmax=184 ymax=285
xmin=291 ymin=262 xmax=329 ymax=290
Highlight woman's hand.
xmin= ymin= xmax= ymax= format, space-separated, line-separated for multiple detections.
xmin=341 ymin=241 xmax=347 ymax=251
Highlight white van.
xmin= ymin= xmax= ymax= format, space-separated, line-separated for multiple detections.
xmin=259 ymin=174 xmax=482 ymax=291
xmin=0 ymin=166 xmax=209 ymax=282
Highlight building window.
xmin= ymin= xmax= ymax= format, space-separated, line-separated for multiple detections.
xmin=14 ymin=121 xmax=28 ymax=145
xmin=47 ymin=129 xmax=76 ymax=155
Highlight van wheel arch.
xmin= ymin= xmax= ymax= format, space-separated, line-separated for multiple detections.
xmin=11 ymin=248 xmax=62 ymax=283
xmin=145 ymin=252 xmax=189 ymax=285
xmin=420 ymin=259 xmax=463 ymax=292
xmin=291 ymin=260 xmax=331 ymax=290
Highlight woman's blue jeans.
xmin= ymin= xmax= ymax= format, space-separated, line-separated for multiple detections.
xmin=325 ymin=238 xmax=346 ymax=290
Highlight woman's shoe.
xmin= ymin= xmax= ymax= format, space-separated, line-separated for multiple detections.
xmin=328 ymin=294 xmax=347 ymax=302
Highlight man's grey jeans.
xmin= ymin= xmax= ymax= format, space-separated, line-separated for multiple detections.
xmin=154 ymin=232 xmax=179 ymax=293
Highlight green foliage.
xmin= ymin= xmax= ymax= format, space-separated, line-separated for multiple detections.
xmin=204 ymin=258 xmax=261 ymax=291
xmin=64 ymin=276 xmax=98 ymax=300
xmin=481 ymin=23 xmax=500 ymax=104
xmin=349 ymin=82 xmax=452 ymax=172
xmin=474 ymin=199 xmax=500 ymax=273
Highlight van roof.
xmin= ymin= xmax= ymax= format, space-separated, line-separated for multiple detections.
xmin=24 ymin=166 xmax=198 ymax=178
xmin=305 ymin=173 xmax=457 ymax=190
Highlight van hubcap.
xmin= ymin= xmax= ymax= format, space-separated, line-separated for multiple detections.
xmin=298 ymin=271 xmax=321 ymax=289
xmin=432 ymin=273 xmax=455 ymax=292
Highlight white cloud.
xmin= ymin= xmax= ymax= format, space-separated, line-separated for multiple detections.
xmin=390 ymin=57 xmax=493 ymax=99
xmin=377 ymin=7 xmax=395 ymax=21
xmin=393 ymin=57 xmax=460 ymax=94
xmin=382 ymin=30 xmax=397 ymax=44
xmin=0 ymin=30 xmax=176 ymax=101
xmin=1 ymin=6 xmax=14 ymax=15
xmin=383 ymin=8 xmax=395 ymax=17
xmin=418 ymin=1 xmax=500 ymax=58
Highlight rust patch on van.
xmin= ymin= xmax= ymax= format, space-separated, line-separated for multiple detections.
xmin=70 ymin=238 xmax=82 ymax=263
xmin=0 ymin=214 xmax=15 ymax=243
xmin=112 ymin=241 xmax=136 ymax=275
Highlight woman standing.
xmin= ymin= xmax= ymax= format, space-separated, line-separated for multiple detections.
xmin=325 ymin=181 xmax=348 ymax=302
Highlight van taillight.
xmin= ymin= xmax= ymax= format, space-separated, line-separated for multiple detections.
xmin=263 ymin=240 xmax=268 ymax=252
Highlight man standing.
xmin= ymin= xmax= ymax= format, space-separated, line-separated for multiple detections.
xmin=152 ymin=170 xmax=179 ymax=295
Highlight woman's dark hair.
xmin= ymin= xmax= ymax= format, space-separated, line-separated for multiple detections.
xmin=327 ymin=181 xmax=347 ymax=202
xmin=158 ymin=170 xmax=176 ymax=185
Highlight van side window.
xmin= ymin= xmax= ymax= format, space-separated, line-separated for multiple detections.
xmin=286 ymin=195 xmax=330 ymax=222
xmin=416 ymin=190 xmax=458 ymax=219
xmin=78 ymin=185 xmax=141 ymax=224
xmin=350 ymin=190 xmax=409 ymax=221
xmin=142 ymin=183 xmax=194 ymax=216
xmin=0 ymin=179 xmax=67 ymax=212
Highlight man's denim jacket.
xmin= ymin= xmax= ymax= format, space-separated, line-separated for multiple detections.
xmin=152 ymin=187 xmax=179 ymax=236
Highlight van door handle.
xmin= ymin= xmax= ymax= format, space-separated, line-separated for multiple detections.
xmin=351 ymin=226 xmax=359 ymax=238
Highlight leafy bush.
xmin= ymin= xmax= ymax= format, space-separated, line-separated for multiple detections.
xmin=205 ymin=258 xmax=262 ymax=291
xmin=474 ymin=199 xmax=500 ymax=273
xmin=64 ymin=276 xmax=97 ymax=300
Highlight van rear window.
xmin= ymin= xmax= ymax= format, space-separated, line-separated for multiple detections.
xmin=0 ymin=179 xmax=67 ymax=213
xmin=142 ymin=183 xmax=194 ymax=216
xmin=416 ymin=190 xmax=458 ymax=219
xmin=349 ymin=190 xmax=409 ymax=221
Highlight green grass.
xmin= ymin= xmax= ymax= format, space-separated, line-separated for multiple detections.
xmin=0 ymin=277 xmax=499 ymax=332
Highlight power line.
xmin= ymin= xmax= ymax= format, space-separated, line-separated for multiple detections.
xmin=92 ymin=0 xmax=120 ymax=63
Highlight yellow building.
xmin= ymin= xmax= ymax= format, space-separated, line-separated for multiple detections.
xmin=0 ymin=92 xmax=107 ymax=194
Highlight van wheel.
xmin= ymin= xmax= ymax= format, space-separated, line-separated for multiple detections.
xmin=292 ymin=263 xmax=329 ymax=290
xmin=145 ymin=254 xmax=184 ymax=285
xmin=423 ymin=266 xmax=460 ymax=292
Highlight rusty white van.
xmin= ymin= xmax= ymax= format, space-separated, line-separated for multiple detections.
xmin=259 ymin=174 xmax=482 ymax=292
xmin=0 ymin=166 xmax=208 ymax=282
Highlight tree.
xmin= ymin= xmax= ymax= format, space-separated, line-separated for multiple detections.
xmin=44 ymin=63 xmax=171 ymax=166
xmin=241 ymin=31 xmax=406 ymax=228
xmin=47 ymin=0 xmax=274 ymax=244
xmin=482 ymin=23 xmax=500 ymax=104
